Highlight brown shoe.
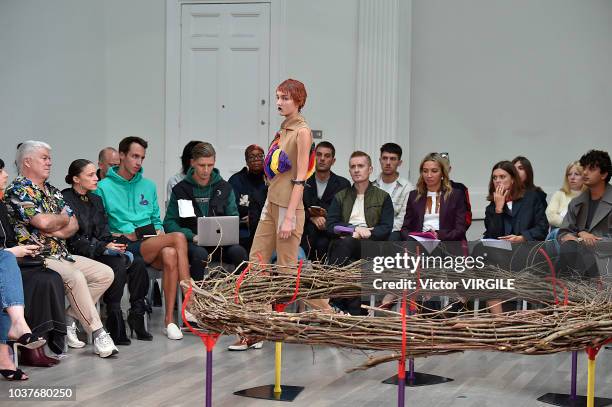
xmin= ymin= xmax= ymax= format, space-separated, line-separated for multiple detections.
xmin=227 ymin=337 xmax=263 ymax=351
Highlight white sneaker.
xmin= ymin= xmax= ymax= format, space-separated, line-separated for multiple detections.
xmin=163 ymin=323 xmax=183 ymax=340
xmin=66 ymin=322 xmax=86 ymax=349
xmin=184 ymin=310 xmax=198 ymax=323
xmin=93 ymin=331 xmax=118 ymax=358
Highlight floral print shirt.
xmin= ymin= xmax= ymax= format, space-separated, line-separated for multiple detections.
xmin=4 ymin=176 xmax=71 ymax=257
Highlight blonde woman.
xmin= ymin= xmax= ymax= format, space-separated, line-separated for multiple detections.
xmin=546 ymin=161 xmax=585 ymax=228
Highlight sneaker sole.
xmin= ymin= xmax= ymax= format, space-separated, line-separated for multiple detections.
xmin=95 ymin=350 xmax=114 ymax=358
xmin=67 ymin=342 xmax=86 ymax=349
xmin=228 ymin=342 xmax=263 ymax=351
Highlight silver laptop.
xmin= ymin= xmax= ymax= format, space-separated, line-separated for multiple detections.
xmin=196 ymin=216 xmax=239 ymax=247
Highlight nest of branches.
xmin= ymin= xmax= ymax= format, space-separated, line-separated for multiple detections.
xmin=185 ymin=260 xmax=612 ymax=370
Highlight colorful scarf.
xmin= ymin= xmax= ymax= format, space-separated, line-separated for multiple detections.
xmin=264 ymin=132 xmax=316 ymax=181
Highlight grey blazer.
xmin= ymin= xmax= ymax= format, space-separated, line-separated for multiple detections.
xmin=559 ymin=184 xmax=612 ymax=238
xmin=558 ymin=184 xmax=612 ymax=274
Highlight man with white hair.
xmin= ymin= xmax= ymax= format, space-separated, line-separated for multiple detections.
xmin=5 ymin=141 xmax=118 ymax=358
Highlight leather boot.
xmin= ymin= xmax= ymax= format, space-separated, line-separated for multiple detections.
xmin=127 ymin=299 xmax=153 ymax=341
xmin=19 ymin=347 xmax=59 ymax=367
xmin=105 ymin=308 xmax=131 ymax=346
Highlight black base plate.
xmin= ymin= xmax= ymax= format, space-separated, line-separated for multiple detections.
xmin=382 ymin=372 xmax=454 ymax=387
xmin=537 ymin=393 xmax=612 ymax=407
xmin=234 ymin=385 xmax=305 ymax=402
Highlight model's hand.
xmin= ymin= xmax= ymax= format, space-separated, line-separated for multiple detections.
xmin=577 ymin=231 xmax=602 ymax=247
xmin=493 ymin=185 xmax=508 ymax=213
xmin=278 ymin=217 xmax=294 ymax=239
xmin=498 ymin=234 xmax=525 ymax=243
xmin=311 ymin=216 xmax=326 ymax=230
xmin=5 ymin=245 xmax=41 ymax=258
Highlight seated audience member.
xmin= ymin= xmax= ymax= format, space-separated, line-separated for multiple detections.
xmin=439 ymin=152 xmax=472 ymax=230
xmin=63 ymin=160 xmax=152 ymax=344
xmin=373 ymin=143 xmax=413 ymax=241
xmin=6 ymin=142 xmax=117 ymax=357
xmin=97 ymin=147 xmax=120 ymax=180
xmin=0 ymin=158 xmax=50 ymax=380
xmin=228 ymin=144 xmax=267 ymax=253
xmin=401 ymin=152 xmax=468 ymax=242
xmin=481 ymin=160 xmax=549 ymax=313
xmin=1 ymin=158 xmax=65 ymax=368
xmin=557 ymin=150 xmax=612 ymax=278
xmin=546 ymin=161 xmax=585 ymax=233
xmin=164 ymin=142 xmax=248 ymax=278
xmin=95 ymin=137 xmax=190 ymax=340
xmin=301 ymin=141 xmax=350 ymax=260
xmin=484 ymin=160 xmax=548 ymax=242
xmin=512 ymin=156 xmax=547 ymax=205
xmin=166 ymin=140 xmax=203 ymax=208
xmin=326 ymin=151 xmax=393 ymax=314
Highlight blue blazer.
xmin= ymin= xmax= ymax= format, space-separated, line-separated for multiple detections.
xmin=483 ymin=189 xmax=549 ymax=241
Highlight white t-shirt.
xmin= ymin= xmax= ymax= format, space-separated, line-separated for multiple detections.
xmin=349 ymin=194 xmax=367 ymax=227
xmin=315 ymin=177 xmax=329 ymax=200
xmin=507 ymin=201 xmax=513 ymax=212
xmin=378 ymin=180 xmax=397 ymax=196
xmin=422 ymin=191 xmax=440 ymax=232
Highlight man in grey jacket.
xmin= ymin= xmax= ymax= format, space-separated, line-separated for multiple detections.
xmin=558 ymin=149 xmax=612 ymax=278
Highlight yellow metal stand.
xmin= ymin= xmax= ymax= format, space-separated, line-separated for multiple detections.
xmin=274 ymin=341 xmax=283 ymax=393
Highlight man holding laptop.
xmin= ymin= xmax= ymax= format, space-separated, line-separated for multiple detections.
xmin=164 ymin=142 xmax=247 ymax=280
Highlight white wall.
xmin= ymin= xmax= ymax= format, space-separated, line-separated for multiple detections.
xmin=104 ymin=0 xmax=166 ymax=197
xmin=409 ymin=0 xmax=612 ymax=218
xmin=282 ymin=0 xmax=359 ymax=180
xmin=0 ymin=0 xmax=106 ymax=186
xmin=1 ymin=0 xmax=611 ymax=224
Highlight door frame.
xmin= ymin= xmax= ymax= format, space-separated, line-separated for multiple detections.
xmin=164 ymin=0 xmax=284 ymax=200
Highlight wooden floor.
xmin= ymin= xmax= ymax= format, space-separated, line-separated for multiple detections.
xmin=1 ymin=310 xmax=611 ymax=407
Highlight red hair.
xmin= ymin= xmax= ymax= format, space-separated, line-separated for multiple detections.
xmin=277 ymin=79 xmax=307 ymax=111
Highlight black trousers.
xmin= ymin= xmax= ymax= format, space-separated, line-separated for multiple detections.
xmin=301 ymin=224 xmax=332 ymax=261
xmin=21 ymin=266 xmax=66 ymax=354
xmin=188 ymin=242 xmax=249 ymax=280
xmin=327 ymin=237 xmax=363 ymax=315
xmin=97 ymin=254 xmax=149 ymax=310
xmin=556 ymin=240 xmax=600 ymax=279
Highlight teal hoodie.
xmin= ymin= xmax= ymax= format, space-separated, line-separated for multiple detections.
xmin=94 ymin=166 xmax=162 ymax=234
xmin=163 ymin=167 xmax=238 ymax=241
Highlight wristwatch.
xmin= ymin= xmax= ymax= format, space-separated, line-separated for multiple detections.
xmin=65 ymin=207 xmax=74 ymax=218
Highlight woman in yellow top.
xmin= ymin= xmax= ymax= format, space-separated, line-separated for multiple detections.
xmin=546 ymin=161 xmax=585 ymax=228
xmin=228 ymin=79 xmax=331 ymax=351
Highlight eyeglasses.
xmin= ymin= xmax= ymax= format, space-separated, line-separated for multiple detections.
xmin=247 ymin=154 xmax=264 ymax=161
xmin=438 ymin=152 xmax=449 ymax=161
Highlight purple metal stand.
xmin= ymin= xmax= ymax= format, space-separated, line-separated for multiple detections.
xmin=206 ymin=349 xmax=213 ymax=407
xmin=570 ymin=351 xmax=578 ymax=400
xmin=398 ymin=378 xmax=405 ymax=407
xmin=537 ymin=351 xmax=612 ymax=407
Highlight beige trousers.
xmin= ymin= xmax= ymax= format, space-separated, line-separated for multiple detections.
xmin=46 ymin=255 xmax=114 ymax=333
xmin=249 ymin=201 xmax=329 ymax=309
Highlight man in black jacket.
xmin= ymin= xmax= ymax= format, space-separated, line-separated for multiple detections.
xmin=301 ymin=141 xmax=350 ymax=260
xmin=228 ymin=144 xmax=267 ymax=253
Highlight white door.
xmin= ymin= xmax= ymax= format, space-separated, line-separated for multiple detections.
xmin=180 ymin=2 xmax=270 ymax=179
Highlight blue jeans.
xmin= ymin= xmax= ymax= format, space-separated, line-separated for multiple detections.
xmin=0 ymin=250 xmax=25 ymax=344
